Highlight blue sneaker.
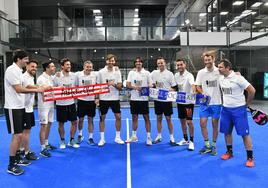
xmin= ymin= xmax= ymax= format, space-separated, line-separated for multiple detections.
xmin=210 ymin=146 xmax=217 ymax=156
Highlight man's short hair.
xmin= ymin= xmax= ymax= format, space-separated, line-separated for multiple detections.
xmin=106 ymin=54 xmax=117 ymax=61
xmin=13 ymin=49 xmax=28 ymax=63
xmin=42 ymin=61 xmax=53 ymax=71
xmin=27 ymin=59 xmax=38 ymax=66
xmin=176 ymin=58 xmax=186 ymax=64
xmin=84 ymin=60 xmax=93 ymax=66
xmin=202 ymin=50 xmax=216 ymax=60
xmin=219 ymin=59 xmax=232 ymax=69
xmin=60 ymin=58 xmax=70 ymax=66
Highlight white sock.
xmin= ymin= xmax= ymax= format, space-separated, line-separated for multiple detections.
xmin=146 ymin=132 xmax=151 ymax=139
xmin=170 ymin=134 xmax=174 ymax=142
xmin=157 ymin=133 xmax=162 ymax=138
xmin=25 ymin=150 xmax=29 ymax=155
xmin=132 ymin=131 xmax=137 ymax=137
xmin=89 ymin=133 xmax=93 ymax=139
xmin=116 ymin=131 xmax=120 ymax=138
xmin=79 ymin=130 xmax=83 ymax=136
xmin=41 ymin=145 xmax=46 ymax=150
xmin=45 ymin=139 xmax=49 ymax=146
xmin=100 ymin=132 xmax=105 ymax=140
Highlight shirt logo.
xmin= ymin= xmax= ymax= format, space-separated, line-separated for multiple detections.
xmin=206 ymin=80 xmax=217 ymax=87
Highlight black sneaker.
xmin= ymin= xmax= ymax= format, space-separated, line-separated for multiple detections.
xmin=46 ymin=143 xmax=57 ymax=150
xmin=169 ymin=140 xmax=178 ymax=146
xmin=88 ymin=138 xmax=95 ymax=145
xmin=25 ymin=151 xmax=39 ymax=160
xmin=16 ymin=150 xmax=25 ymax=158
xmin=16 ymin=158 xmax=31 ymax=166
xmin=40 ymin=149 xmax=51 ymax=158
xmin=77 ymin=135 xmax=84 ymax=144
xmin=152 ymin=137 xmax=162 ymax=144
xmin=7 ymin=164 xmax=24 ymax=176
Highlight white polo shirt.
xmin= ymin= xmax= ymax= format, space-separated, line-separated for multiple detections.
xmin=22 ymin=71 xmax=35 ymax=113
xmin=219 ymin=71 xmax=250 ymax=108
xmin=75 ymin=71 xmax=98 ymax=101
xmin=174 ymin=70 xmax=195 ymax=104
xmin=127 ymin=68 xmax=152 ymax=101
xmin=4 ymin=63 xmax=25 ymax=109
xmin=37 ymin=72 xmax=55 ymax=109
xmin=98 ymin=66 xmax=122 ymax=101
xmin=53 ymin=71 xmax=77 ymax=106
xmin=195 ymin=66 xmax=222 ymax=105
xmin=150 ymin=69 xmax=177 ymax=102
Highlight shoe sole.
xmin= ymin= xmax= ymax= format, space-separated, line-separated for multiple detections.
xmin=7 ymin=170 xmax=24 ymax=176
xmin=17 ymin=163 xmax=31 ymax=166
xmin=40 ymin=153 xmax=51 ymax=158
xmin=199 ymin=150 xmax=212 ymax=154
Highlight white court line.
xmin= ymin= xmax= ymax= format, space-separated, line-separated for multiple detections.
xmin=126 ymin=118 xmax=132 ymax=188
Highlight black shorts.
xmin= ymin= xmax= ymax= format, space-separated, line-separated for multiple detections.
xmin=99 ymin=100 xmax=121 ymax=115
xmin=4 ymin=108 xmax=25 ymax=134
xmin=154 ymin=101 xmax=173 ymax=116
xmin=56 ymin=103 xmax=77 ymax=123
xmin=177 ymin=103 xmax=194 ymax=120
xmin=77 ymin=100 xmax=96 ymax=118
xmin=130 ymin=101 xmax=149 ymax=115
xmin=24 ymin=112 xmax=35 ymax=129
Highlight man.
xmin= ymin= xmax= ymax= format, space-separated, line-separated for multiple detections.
xmin=37 ymin=61 xmax=57 ymax=157
xmin=97 ymin=54 xmax=124 ymax=146
xmin=75 ymin=60 xmax=98 ymax=145
xmin=218 ymin=59 xmax=255 ymax=167
xmin=53 ymin=58 xmax=79 ymax=149
xmin=4 ymin=49 xmax=43 ymax=175
xmin=195 ymin=51 xmax=222 ymax=155
xmin=19 ymin=59 xmax=40 ymax=160
xmin=125 ymin=57 xmax=153 ymax=145
xmin=150 ymin=57 xmax=177 ymax=145
xmin=174 ymin=59 xmax=196 ymax=151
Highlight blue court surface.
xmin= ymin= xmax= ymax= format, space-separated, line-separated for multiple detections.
xmin=0 ymin=107 xmax=267 ymax=188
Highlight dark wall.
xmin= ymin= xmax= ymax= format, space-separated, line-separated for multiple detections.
xmin=19 ymin=6 xmax=58 ymax=19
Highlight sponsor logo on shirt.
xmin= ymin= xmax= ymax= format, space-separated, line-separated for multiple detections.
xmin=206 ymin=80 xmax=218 ymax=87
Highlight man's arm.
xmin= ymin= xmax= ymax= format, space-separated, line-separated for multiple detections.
xmin=245 ymin=85 xmax=256 ymax=105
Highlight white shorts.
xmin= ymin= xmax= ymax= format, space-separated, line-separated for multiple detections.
xmin=38 ymin=106 xmax=54 ymax=125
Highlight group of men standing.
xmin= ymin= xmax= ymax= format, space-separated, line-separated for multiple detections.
xmin=4 ymin=49 xmax=256 ymax=175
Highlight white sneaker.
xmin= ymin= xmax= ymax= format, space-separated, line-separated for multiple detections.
xmin=188 ymin=141 xmax=194 ymax=151
xmin=125 ymin=136 xmax=138 ymax=143
xmin=98 ymin=139 xmax=106 ymax=147
xmin=59 ymin=141 xmax=66 ymax=149
xmin=115 ymin=137 xmax=125 ymax=144
xmin=146 ymin=138 xmax=152 ymax=146
xmin=177 ymin=138 xmax=189 ymax=146
xmin=68 ymin=140 xmax=80 ymax=148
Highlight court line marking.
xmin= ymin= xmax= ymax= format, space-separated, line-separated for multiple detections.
xmin=126 ymin=118 xmax=132 ymax=188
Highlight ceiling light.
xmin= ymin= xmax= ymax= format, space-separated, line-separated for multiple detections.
xmin=133 ymin=18 xmax=140 ymax=22
xmin=95 ymin=16 xmax=102 ymax=20
xmin=254 ymin=21 xmax=262 ymax=25
xmin=233 ymin=1 xmax=244 ymax=6
xmin=251 ymin=2 xmax=263 ymax=8
xmin=242 ymin=10 xmax=252 ymax=14
xmin=220 ymin=11 xmax=228 ymax=15
xmin=134 ymin=8 xmax=139 ymax=12
xmin=134 ymin=14 xmax=138 ymax=18
xmin=265 ymin=2 xmax=268 ymax=6
xmin=251 ymin=11 xmax=257 ymax=15
xmin=199 ymin=13 xmax=206 ymax=17
xmin=93 ymin=9 xmax=101 ymax=14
